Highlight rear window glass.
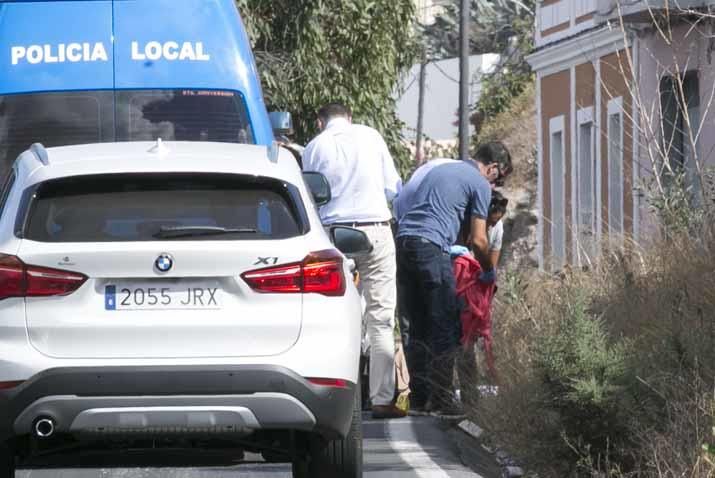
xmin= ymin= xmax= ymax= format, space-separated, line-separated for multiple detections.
xmin=118 ymin=90 xmax=253 ymax=144
xmin=0 ymin=92 xmax=111 ymax=178
xmin=23 ymin=174 xmax=305 ymax=242
xmin=0 ymin=89 xmax=254 ymax=180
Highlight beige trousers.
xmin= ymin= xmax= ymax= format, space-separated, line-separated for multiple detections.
xmin=352 ymin=224 xmax=397 ymax=406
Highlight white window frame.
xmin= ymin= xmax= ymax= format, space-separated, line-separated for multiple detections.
xmin=595 ymin=59 xmax=603 ymax=252
xmin=576 ymin=106 xmax=596 ymax=264
xmin=570 ymin=68 xmax=577 ymax=264
xmin=607 ymin=97 xmax=624 ymax=238
xmin=537 ymin=73 xmax=544 ymax=269
xmin=549 ymin=115 xmax=567 ymax=269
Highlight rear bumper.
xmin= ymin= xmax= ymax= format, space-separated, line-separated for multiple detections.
xmin=0 ymin=365 xmax=356 ymax=443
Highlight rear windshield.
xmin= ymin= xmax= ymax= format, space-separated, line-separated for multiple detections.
xmin=0 ymin=89 xmax=254 ymax=179
xmin=118 ymin=90 xmax=252 ymax=144
xmin=22 ymin=174 xmax=306 ymax=243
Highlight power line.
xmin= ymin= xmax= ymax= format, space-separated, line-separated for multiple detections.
xmin=402 ymin=73 xmax=419 ymax=92
xmin=431 ymin=60 xmax=481 ymax=86
xmin=432 ymin=61 xmax=461 ymax=84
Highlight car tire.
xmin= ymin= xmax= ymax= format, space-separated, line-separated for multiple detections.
xmin=0 ymin=443 xmax=15 ymax=478
xmin=292 ymin=386 xmax=363 ymax=478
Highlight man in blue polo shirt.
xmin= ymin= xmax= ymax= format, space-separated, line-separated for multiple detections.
xmin=393 ymin=157 xmax=456 ymax=223
xmin=396 ymin=142 xmax=512 ymax=415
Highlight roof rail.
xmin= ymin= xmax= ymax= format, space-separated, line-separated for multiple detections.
xmin=30 ymin=143 xmax=50 ymax=166
xmin=268 ymin=141 xmax=280 ymax=163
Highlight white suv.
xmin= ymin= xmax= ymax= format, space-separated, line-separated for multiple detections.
xmin=0 ymin=141 xmax=367 ymax=477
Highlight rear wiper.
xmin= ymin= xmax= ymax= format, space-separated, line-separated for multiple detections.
xmin=153 ymin=226 xmax=259 ymax=239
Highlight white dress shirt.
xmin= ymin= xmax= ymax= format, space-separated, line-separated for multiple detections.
xmin=302 ymin=118 xmax=402 ymax=224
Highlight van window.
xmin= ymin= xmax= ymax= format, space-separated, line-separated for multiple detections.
xmin=0 ymin=89 xmax=254 ymax=179
xmin=0 ymin=92 xmax=112 ymax=178
xmin=23 ymin=174 xmax=305 ymax=243
xmin=117 ymin=90 xmax=253 ymax=144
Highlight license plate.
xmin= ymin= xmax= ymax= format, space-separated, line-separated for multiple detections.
xmin=104 ymin=282 xmax=222 ymax=311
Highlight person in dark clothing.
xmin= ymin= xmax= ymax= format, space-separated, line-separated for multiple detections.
xmin=453 ymin=191 xmax=510 ymax=408
xmin=396 ymin=142 xmax=512 ymax=415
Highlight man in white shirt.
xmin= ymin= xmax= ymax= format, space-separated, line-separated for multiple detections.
xmin=302 ymin=103 xmax=405 ymax=419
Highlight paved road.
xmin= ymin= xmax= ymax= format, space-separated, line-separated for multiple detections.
xmin=18 ymin=414 xmax=487 ymax=478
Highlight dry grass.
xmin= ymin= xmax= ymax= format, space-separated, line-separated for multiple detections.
xmin=476 ymin=82 xmax=537 ymax=192
xmin=463 ymin=232 xmax=715 ymax=477
xmin=421 ymin=81 xmax=537 ymax=192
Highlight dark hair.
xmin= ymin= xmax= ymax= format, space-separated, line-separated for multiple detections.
xmin=317 ymin=102 xmax=351 ymax=124
xmin=489 ymin=190 xmax=509 ymax=216
xmin=474 ymin=141 xmax=513 ymax=187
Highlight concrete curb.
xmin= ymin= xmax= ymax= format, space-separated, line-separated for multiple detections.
xmin=458 ymin=419 xmax=484 ymax=440
xmin=456 ymin=419 xmax=524 ymax=478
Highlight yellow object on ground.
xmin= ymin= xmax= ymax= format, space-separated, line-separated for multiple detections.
xmin=395 ymin=341 xmax=411 ymax=413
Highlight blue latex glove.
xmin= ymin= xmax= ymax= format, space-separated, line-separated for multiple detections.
xmin=449 ymin=245 xmax=470 ymax=258
xmin=479 ymin=268 xmax=497 ymax=284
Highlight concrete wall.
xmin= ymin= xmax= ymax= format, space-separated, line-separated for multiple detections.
xmin=395 ymin=54 xmax=500 ymax=142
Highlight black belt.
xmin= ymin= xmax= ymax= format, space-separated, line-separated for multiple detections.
xmin=331 ymin=220 xmax=392 ymax=228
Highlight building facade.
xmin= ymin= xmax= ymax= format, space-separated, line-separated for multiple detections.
xmin=414 ymin=0 xmax=444 ymax=25
xmin=528 ymin=0 xmax=715 ymax=270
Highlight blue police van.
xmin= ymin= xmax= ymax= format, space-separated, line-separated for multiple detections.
xmin=0 ymin=0 xmax=276 ymax=179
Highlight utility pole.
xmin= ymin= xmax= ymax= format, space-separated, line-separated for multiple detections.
xmin=458 ymin=0 xmax=470 ymax=162
xmin=415 ymin=53 xmax=428 ymax=165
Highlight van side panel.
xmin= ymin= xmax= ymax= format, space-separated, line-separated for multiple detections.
xmin=0 ymin=0 xmax=274 ymax=145
xmin=113 ymin=0 xmax=273 ymax=145
xmin=0 ymin=1 xmax=114 ymax=94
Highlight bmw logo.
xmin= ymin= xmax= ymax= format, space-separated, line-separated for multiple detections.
xmin=155 ymin=254 xmax=174 ymax=273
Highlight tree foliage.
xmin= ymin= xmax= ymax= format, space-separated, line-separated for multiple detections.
xmin=422 ymin=0 xmax=533 ymax=60
xmin=235 ymin=0 xmax=418 ymax=175
xmin=421 ymin=0 xmax=535 ymax=141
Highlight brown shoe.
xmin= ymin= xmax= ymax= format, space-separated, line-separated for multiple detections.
xmin=372 ymin=404 xmax=408 ymax=419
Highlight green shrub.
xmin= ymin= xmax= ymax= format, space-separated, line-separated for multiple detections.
xmin=472 ymin=237 xmax=715 ymax=477
xmin=534 ymin=289 xmax=632 ymax=463
xmin=704 ymin=424 xmax=715 ymax=467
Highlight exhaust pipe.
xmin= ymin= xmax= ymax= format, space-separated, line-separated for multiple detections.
xmin=34 ymin=417 xmax=55 ymax=438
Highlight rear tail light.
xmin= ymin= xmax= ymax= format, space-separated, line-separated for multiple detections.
xmin=0 ymin=381 xmax=24 ymax=391
xmin=303 ymin=250 xmax=345 ymax=296
xmin=307 ymin=378 xmax=349 ymax=389
xmin=242 ymin=249 xmax=346 ymax=297
xmin=0 ymin=254 xmax=87 ymax=300
xmin=0 ymin=255 xmax=24 ymax=299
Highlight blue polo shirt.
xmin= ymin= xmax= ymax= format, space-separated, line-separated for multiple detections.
xmin=397 ymin=161 xmax=491 ymax=252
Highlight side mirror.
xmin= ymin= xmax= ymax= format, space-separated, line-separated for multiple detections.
xmin=269 ymin=111 xmax=294 ymax=136
xmin=303 ymin=172 xmax=331 ymax=206
xmin=331 ymin=226 xmax=373 ymax=255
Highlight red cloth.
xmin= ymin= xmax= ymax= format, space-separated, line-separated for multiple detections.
xmin=452 ymin=254 xmax=496 ymax=376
